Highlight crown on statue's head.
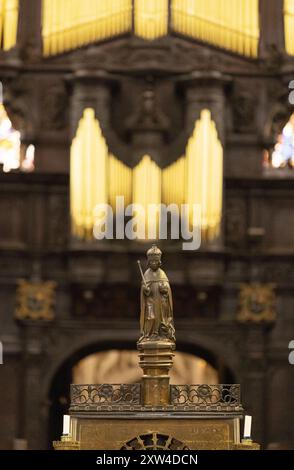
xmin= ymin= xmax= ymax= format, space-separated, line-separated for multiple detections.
xmin=147 ymin=244 xmax=162 ymax=259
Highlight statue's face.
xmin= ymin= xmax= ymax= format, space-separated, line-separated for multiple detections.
xmin=148 ymin=258 xmax=160 ymax=271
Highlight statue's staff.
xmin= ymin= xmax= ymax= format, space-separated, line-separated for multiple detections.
xmin=137 ymin=260 xmax=147 ymax=288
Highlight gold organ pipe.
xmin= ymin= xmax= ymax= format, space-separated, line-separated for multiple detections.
xmin=171 ymin=0 xmax=260 ymax=58
xmin=133 ymin=155 xmax=161 ymax=239
xmin=109 ymin=154 xmax=132 ymax=210
xmin=70 ymin=108 xmax=108 ymax=240
xmin=71 ymin=105 xmax=223 ymax=243
xmin=162 ymin=156 xmax=185 ymax=207
xmin=184 ymin=109 xmax=223 ymax=241
xmin=1 ymin=0 xmax=18 ymax=51
xmin=71 ymin=108 xmax=132 ymax=240
xmin=134 ymin=0 xmax=168 ymax=40
xmin=285 ymin=0 xmax=294 ymax=56
xmin=0 ymin=0 xmax=4 ymax=44
xmin=42 ymin=0 xmax=132 ymax=56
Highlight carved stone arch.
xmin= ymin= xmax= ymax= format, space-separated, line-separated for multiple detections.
xmin=43 ymin=329 xmax=139 ymax=448
xmin=42 ymin=328 xmax=139 ymax=398
xmin=176 ymin=331 xmax=240 ymax=384
xmin=43 ymin=327 xmax=239 ymax=404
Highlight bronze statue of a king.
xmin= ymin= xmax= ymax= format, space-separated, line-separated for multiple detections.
xmin=138 ymin=245 xmax=175 ymax=343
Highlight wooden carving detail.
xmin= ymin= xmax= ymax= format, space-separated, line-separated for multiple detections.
xmin=237 ymin=283 xmax=276 ymax=324
xmin=15 ymin=280 xmax=57 ymax=321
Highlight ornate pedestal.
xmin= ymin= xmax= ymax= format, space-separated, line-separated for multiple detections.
xmin=138 ymin=340 xmax=175 ymax=406
xmin=52 ymin=382 xmax=258 ymax=450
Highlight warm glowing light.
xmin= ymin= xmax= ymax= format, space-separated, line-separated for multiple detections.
xmin=0 ymin=102 xmax=20 ymax=172
xmin=41 ymin=0 xmax=262 ymax=56
xmin=187 ymin=109 xmax=223 ymax=241
xmin=22 ymin=144 xmax=35 ymax=172
xmin=71 ymin=108 xmax=223 ymax=243
xmin=0 ymin=83 xmax=35 ymax=173
xmin=132 ymin=155 xmax=161 ymax=239
xmin=42 ymin=0 xmax=132 ymax=56
xmin=285 ymin=0 xmax=294 ymax=55
xmin=163 ymin=109 xmax=223 ymax=242
xmin=0 ymin=0 xmax=18 ymax=51
xmin=171 ymin=0 xmax=260 ymax=57
xmin=70 ymin=108 xmax=133 ymax=239
xmin=70 ymin=109 xmax=108 ymax=239
xmin=134 ymin=0 xmax=168 ymax=40
xmin=269 ymin=114 xmax=294 ymax=168
xmin=108 ymin=154 xmax=132 ymax=210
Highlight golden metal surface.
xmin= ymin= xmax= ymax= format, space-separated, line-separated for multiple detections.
xmin=134 ymin=0 xmax=168 ymax=40
xmin=138 ymin=245 xmax=175 ymax=343
xmin=162 ymin=109 xmax=223 ymax=242
xmin=71 ymin=110 xmax=223 ymax=242
xmin=231 ymin=441 xmax=261 ymax=450
xmin=75 ymin=417 xmax=234 ymax=450
xmin=285 ymin=0 xmax=294 ymax=56
xmin=42 ymin=0 xmax=132 ymax=56
xmin=0 ymin=0 xmax=19 ymax=51
xmin=53 ymin=440 xmax=80 ymax=451
xmin=138 ymin=341 xmax=175 ymax=406
xmin=171 ymin=0 xmax=259 ymax=57
xmin=132 ymin=155 xmax=161 ymax=238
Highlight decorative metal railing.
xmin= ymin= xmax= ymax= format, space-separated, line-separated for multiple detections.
xmin=170 ymin=384 xmax=241 ymax=410
xmin=70 ymin=383 xmax=242 ymax=412
xmin=70 ymin=384 xmax=141 ymax=408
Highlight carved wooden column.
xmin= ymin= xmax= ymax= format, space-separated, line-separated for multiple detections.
xmin=69 ymin=71 xmax=118 ymax=139
xmin=259 ymin=0 xmax=285 ymax=58
xmin=240 ymin=325 xmax=267 ymax=445
xmin=126 ymin=80 xmax=169 ymax=166
xmin=177 ymin=72 xmax=229 ymax=143
xmin=176 ymin=72 xmax=229 ymax=250
xmin=17 ymin=0 xmax=42 ymax=61
xmin=21 ymin=323 xmax=49 ymax=449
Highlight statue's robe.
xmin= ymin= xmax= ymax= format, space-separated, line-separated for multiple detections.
xmin=140 ymin=268 xmax=175 ymax=341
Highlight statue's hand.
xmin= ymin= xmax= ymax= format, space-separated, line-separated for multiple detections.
xmin=143 ymin=286 xmax=151 ymax=296
xmin=159 ymin=282 xmax=168 ymax=294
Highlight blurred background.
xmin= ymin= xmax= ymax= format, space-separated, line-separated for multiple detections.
xmin=0 ymin=0 xmax=294 ymax=450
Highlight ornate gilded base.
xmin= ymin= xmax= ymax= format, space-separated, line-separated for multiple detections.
xmin=68 ymin=414 xmax=241 ymax=450
xmin=53 ymin=437 xmax=80 ymax=450
xmin=53 ymin=414 xmax=260 ymax=450
xmin=62 ymin=383 xmax=255 ymax=450
xmin=231 ymin=440 xmax=261 ymax=450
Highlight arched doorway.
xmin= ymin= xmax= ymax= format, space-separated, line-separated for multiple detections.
xmin=48 ymin=341 xmax=235 ymax=448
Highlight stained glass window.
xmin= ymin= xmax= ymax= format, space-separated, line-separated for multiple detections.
xmin=0 ymin=101 xmax=21 ymax=172
xmin=0 ymin=83 xmax=34 ymax=173
xmin=264 ymin=114 xmax=294 ymax=169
